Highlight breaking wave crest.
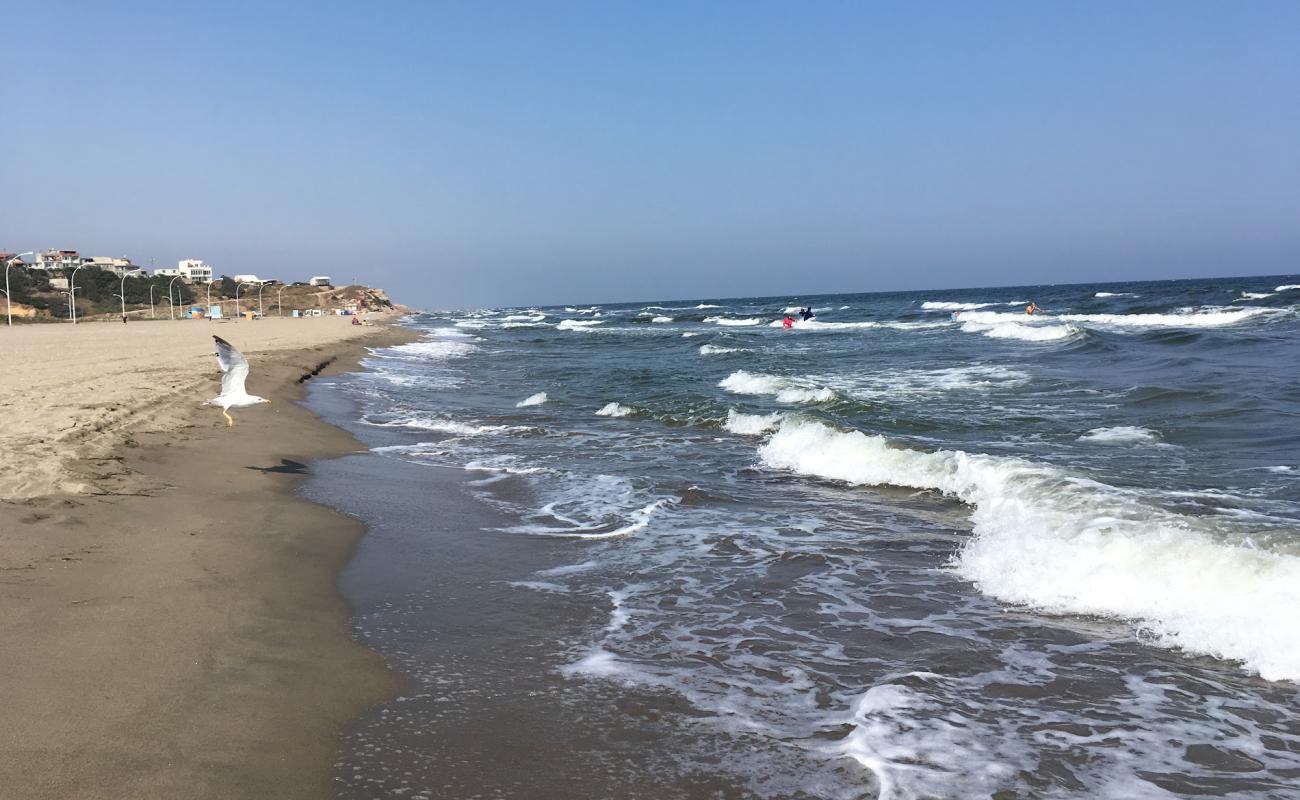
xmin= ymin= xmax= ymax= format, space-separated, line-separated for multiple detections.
xmin=1079 ymin=426 xmax=1162 ymax=444
xmin=758 ymin=419 xmax=1300 ymax=681
xmin=724 ymin=409 xmax=783 ymax=435
xmin=922 ymin=300 xmax=1027 ymax=310
xmin=719 ymin=371 xmax=836 ymax=404
xmin=958 ymin=307 xmax=1271 ymax=329
xmin=558 ymin=319 xmax=604 ymax=330
xmin=705 ymin=316 xmax=765 ymax=326
xmin=961 ymin=321 xmax=1084 ymax=342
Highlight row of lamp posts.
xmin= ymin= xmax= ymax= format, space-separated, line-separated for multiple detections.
xmin=5 ymin=258 xmax=294 ymax=326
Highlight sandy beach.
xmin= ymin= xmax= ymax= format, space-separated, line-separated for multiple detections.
xmin=0 ymin=315 xmax=416 ymax=799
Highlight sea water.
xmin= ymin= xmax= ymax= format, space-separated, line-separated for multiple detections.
xmin=309 ymin=275 xmax=1300 ymax=799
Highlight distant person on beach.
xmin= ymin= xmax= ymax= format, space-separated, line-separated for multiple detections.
xmin=1026 ymin=302 xmax=1039 ymax=316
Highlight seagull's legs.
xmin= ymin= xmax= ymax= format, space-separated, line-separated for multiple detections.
xmin=223 ymin=409 xmax=234 ymax=427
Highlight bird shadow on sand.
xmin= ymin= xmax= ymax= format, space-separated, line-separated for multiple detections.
xmin=246 ymin=459 xmax=309 ymax=475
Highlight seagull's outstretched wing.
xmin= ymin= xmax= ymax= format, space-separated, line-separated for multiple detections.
xmin=213 ymin=336 xmax=250 ymax=398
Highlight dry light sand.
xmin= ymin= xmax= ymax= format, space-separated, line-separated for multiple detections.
xmin=0 ymin=315 xmax=396 ymax=499
xmin=0 ymin=314 xmax=417 ymax=799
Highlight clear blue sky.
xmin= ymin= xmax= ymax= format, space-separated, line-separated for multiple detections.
xmin=3 ymin=1 xmax=1297 ymax=308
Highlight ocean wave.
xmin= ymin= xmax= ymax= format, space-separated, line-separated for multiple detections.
xmin=922 ymin=300 xmax=1027 ymax=311
xmin=1094 ymin=292 xmax=1137 ymax=298
xmin=960 ymin=321 xmax=1085 ymax=342
xmin=651 ymin=316 xmax=673 ymax=323
xmin=425 ymin=327 xmax=478 ymax=338
xmin=557 ymin=319 xmax=604 ymax=330
xmin=595 ymin=402 xmax=635 ymax=417
xmin=381 ymin=339 xmax=479 ymax=359
xmin=719 ymin=370 xmax=836 ymax=403
xmin=724 ymin=409 xmax=783 ymax=435
xmin=704 ymin=316 xmax=764 ymax=326
xmin=821 ymin=365 xmax=1031 ymax=400
xmin=1237 ymin=292 xmax=1276 ymax=301
xmin=1078 ymin=426 xmax=1162 ymax=444
xmin=759 ymin=419 xmax=1300 ymax=681
xmin=1276 ymin=284 xmax=1300 ymax=292
xmin=516 ymin=392 xmax=548 ymax=407
xmin=957 ymin=307 xmax=1271 ymax=329
xmin=366 ymin=416 xmax=514 ymax=436
xmin=767 ymin=318 xmax=948 ymax=331
xmin=698 ymin=344 xmax=746 ymax=355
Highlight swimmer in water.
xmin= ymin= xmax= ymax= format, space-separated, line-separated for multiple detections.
xmin=950 ymin=310 xmax=961 ymax=321
xmin=782 ymin=316 xmax=795 ymax=329
xmin=1026 ymin=302 xmax=1039 ymax=315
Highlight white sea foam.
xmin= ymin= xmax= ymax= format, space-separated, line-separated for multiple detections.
xmin=650 ymin=316 xmax=673 ymax=323
xmin=961 ymin=321 xmax=1084 ymax=342
xmin=464 ymin=460 xmax=545 ymax=475
xmin=1237 ymin=292 xmax=1275 ymax=301
xmin=1276 ymin=284 xmax=1300 ymax=292
xmin=1094 ymin=292 xmax=1137 ymax=298
xmin=718 ymin=370 xmax=836 ymax=404
xmin=384 ymin=339 xmax=478 ymax=359
xmin=695 ymin=303 xmax=723 ymax=309
xmin=758 ymin=419 xmax=1300 ymax=682
xmin=595 ymin=402 xmax=634 ymax=417
xmin=502 ymin=313 xmax=546 ymax=322
xmin=704 ymin=316 xmax=764 ymax=326
xmin=767 ymin=318 xmax=947 ymax=331
xmin=835 ymin=682 xmax=1019 ymax=799
xmin=426 ymin=327 xmax=478 ymax=338
xmin=369 ymin=416 xmax=511 ymax=436
xmin=506 ymin=580 xmax=569 ymax=593
xmin=557 ymin=319 xmax=604 ymax=330
xmin=724 ymin=409 xmax=783 ymax=435
xmin=1079 ymin=426 xmax=1162 ymax=444
xmin=516 ymin=392 xmax=548 ymax=407
xmin=957 ymin=307 xmax=1269 ymax=329
xmin=699 ymin=344 xmax=746 ymax=355
xmin=821 ymin=365 xmax=1030 ymax=400
xmin=681 ymin=332 xmax=701 ymax=338
xmin=922 ymin=300 xmax=1027 ymax=311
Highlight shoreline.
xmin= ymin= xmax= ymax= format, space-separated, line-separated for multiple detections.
xmin=0 ymin=318 xmax=419 ymax=799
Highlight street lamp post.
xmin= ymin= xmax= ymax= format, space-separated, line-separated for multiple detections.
xmin=69 ymin=265 xmax=85 ymax=323
xmin=148 ymin=283 xmax=156 ymax=319
xmin=168 ymin=276 xmax=181 ymax=320
xmin=256 ymin=283 xmax=266 ymax=318
xmin=118 ymin=269 xmax=143 ymax=321
xmin=276 ymin=285 xmax=285 ymax=317
xmin=235 ymin=282 xmax=250 ymax=320
xmin=4 ymin=251 xmax=34 ymax=327
xmin=206 ymin=280 xmax=217 ymax=319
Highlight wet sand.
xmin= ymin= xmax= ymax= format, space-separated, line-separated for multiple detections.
xmin=0 ymin=317 xmax=417 ymax=799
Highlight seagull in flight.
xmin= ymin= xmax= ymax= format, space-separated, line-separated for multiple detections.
xmin=211 ymin=335 xmax=269 ymax=427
